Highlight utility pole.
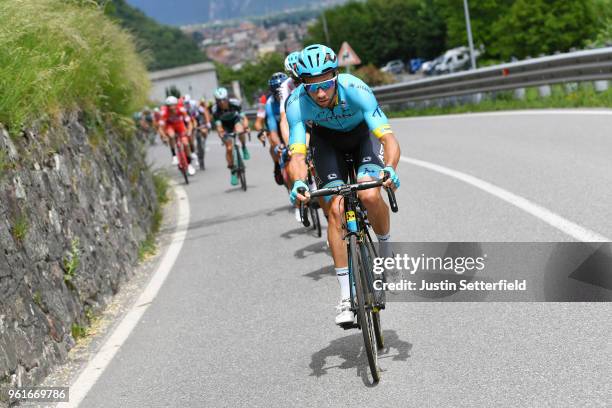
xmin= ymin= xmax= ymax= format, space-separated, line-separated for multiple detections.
xmin=321 ymin=10 xmax=331 ymax=45
xmin=463 ymin=0 xmax=477 ymax=69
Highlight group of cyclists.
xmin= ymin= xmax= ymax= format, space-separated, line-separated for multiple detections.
xmin=136 ymin=44 xmax=401 ymax=326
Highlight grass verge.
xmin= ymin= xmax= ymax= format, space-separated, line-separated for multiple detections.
xmin=138 ymin=171 xmax=170 ymax=262
xmin=0 ymin=0 xmax=150 ymax=132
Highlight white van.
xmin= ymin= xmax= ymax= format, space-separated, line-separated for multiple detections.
xmin=434 ymin=47 xmax=480 ymax=74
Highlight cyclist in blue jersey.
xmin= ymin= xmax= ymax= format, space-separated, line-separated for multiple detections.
xmin=286 ymin=44 xmax=401 ymax=326
xmin=265 ymin=72 xmax=287 ymax=186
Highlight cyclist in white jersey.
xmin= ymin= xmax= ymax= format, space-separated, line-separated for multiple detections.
xmin=279 ymin=51 xmax=301 ymax=145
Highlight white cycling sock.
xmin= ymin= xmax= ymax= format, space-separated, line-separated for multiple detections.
xmin=376 ymin=232 xmax=393 ymax=259
xmin=335 ymin=267 xmax=350 ymax=300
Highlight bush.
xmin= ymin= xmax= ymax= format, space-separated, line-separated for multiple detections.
xmin=352 ymin=64 xmax=395 ymax=87
xmin=0 ymin=0 xmax=150 ymax=131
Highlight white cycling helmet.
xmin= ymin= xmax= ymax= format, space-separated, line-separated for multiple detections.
xmin=284 ymin=51 xmax=300 ymax=77
xmin=164 ymin=96 xmax=178 ymax=106
xmin=214 ymin=87 xmax=228 ymax=100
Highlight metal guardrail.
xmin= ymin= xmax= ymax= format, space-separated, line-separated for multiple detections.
xmin=244 ymin=47 xmax=612 ymax=117
xmin=373 ymin=47 xmax=612 ymax=107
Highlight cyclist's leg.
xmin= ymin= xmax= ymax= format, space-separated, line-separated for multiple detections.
xmin=223 ymin=135 xmax=233 ymax=168
xmin=179 ymin=132 xmax=192 ymax=164
xmin=235 ymin=121 xmax=250 ymax=160
xmin=310 ymin=128 xmax=348 ymax=268
xmin=234 ymin=122 xmax=246 ymax=146
xmin=165 ymin=126 xmax=178 ymax=162
xmin=355 ymin=126 xmax=392 ymax=257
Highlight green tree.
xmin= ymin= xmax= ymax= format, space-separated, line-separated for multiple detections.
xmin=103 ymin=0 xmax=206 ymax=70
xmin=492 ymin=0 xmax=597 ymax=60
xmin=414 ymin=0 xmax=448 ymax=59
xmin=216 ymin=52 xmax=286 ymax=105
xmin=589 ymin=0 xmax=612 ymax=46
xmin=304 ymin=0 xmax=429 ymax=66
xmin=436 ymin=0 xmax=514 ymax=51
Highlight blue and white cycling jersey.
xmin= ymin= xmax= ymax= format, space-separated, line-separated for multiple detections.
xmin=265 ymin=95 xmax=281 ymax=133
xmin=286 ymin=73 xmax=392 ymax=155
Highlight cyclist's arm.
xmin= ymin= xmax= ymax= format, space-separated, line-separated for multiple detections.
xmin=354 ymin=81 xmax=401 ymax=169
xmin=286 ymin=104 xmax=308 ymax=184
xmin=265 ymin=101 xmax=282 ymax=150
xmin=279 ymin=112 xmax=290 ymax=146
xmin=254 ymin=99 xmax=267 ymax=131
xmin=203 ymin=107 xmax=212 ymax=126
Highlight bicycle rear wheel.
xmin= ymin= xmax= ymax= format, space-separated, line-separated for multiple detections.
xmin=349 ymin=235 xmax=380 ymax=383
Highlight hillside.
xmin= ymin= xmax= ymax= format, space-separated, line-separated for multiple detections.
xmin=106 ymin=0 xmax=206 ymax=70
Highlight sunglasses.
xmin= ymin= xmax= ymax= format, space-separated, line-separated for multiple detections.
xmin=304 ymin=76 xmax=337 ymax=93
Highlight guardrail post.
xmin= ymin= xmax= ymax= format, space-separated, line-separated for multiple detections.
xmin=594 ymin=80 xmax=609 ymax=92
xmin=514 ymin=88 xmax=526 ymax=100
xmin=565 ymin=82 xmax=578 ymax=94
xmin=538 ymin=85 xmax=551 ymax=98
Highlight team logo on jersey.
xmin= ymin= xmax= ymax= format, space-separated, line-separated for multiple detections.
xmin=363 ymin=156 xmax=371 ymax=162
xmin=328 ymin=173 xmax=338 ymax=180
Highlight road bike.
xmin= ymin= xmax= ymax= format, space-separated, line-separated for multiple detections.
xmin=228 ymin=132 xmax=247 ymax=191
xmin=195 ymin=127 xmax=206 ymax=170
xmin=175 ymin=132 xmax=190 ymax=185
xmin=298 ymin=151 xmax=323 ymax=238
xmin=302 ymin=155 xmax=398 ymax=382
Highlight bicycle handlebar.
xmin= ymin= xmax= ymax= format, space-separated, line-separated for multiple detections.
xmin=309 ymin=173 xmax=399 ymax=213
xmin=297 ymin=187 xmax=310 ymax=227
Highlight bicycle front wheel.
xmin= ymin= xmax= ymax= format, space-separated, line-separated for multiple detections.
xmin=235 ymin=148 xmax=247 ymax=191
xmin=350 ymin=235 xmax=380 ymax=383
xmin=177 ymin=148 xmax=189 ymax=185
xmin=309 ymin=205 xmax=322 ymax=237
xmin=360 ymin=238 xmax=384 ymax=350
xmin=196 ymin=132 xmax=205 ymax=170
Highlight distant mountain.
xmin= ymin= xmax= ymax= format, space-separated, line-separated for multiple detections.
xmin=125 ymin=0 xmax=344 ymax=26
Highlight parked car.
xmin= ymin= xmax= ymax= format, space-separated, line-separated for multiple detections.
xmin=380 ymin=59 xmax=405 ymax=75
xmin=434 ymin=46 xmax=482 ymax=75
xmin=421 ymin=56 xmax=443 ymax=76
xmin=409 ymin=58 xmax=424 ymax=74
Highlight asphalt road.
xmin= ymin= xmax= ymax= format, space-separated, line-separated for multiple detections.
xmin=76 ymin=111 xmax=611 ymax=407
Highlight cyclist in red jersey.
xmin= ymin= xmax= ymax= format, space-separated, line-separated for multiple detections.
xmin=159 ymin=96 xmax=196 ymax=175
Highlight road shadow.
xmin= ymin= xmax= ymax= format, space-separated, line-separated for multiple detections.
xmin=186 ymin=210 xmax=262 ymax=232
xmin=294 ymin=241 xmax=329 ymax=259
xmin=281 ymin=227 xmax=310 ymax=240
xmin=266 ymin=205 xmax=293 ymax=217
xmin=309 ymin=330 xmax=412 ymax=386
xmin=303 ymin=265 xmax=334 ymax=281
xmin=223 ymin=185 xmax=258 ymax=193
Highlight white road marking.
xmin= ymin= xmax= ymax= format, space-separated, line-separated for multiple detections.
xmin=391 ymin=109 xmax=612 ymax=122
xmin=58 ymin=183 xmax=191 ymax=408
xmin=400 ymin=156 xmax=610 ymax=242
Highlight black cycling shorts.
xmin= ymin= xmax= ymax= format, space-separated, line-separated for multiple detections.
xmin=310 ymin=121 xmax=385 ymax=191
